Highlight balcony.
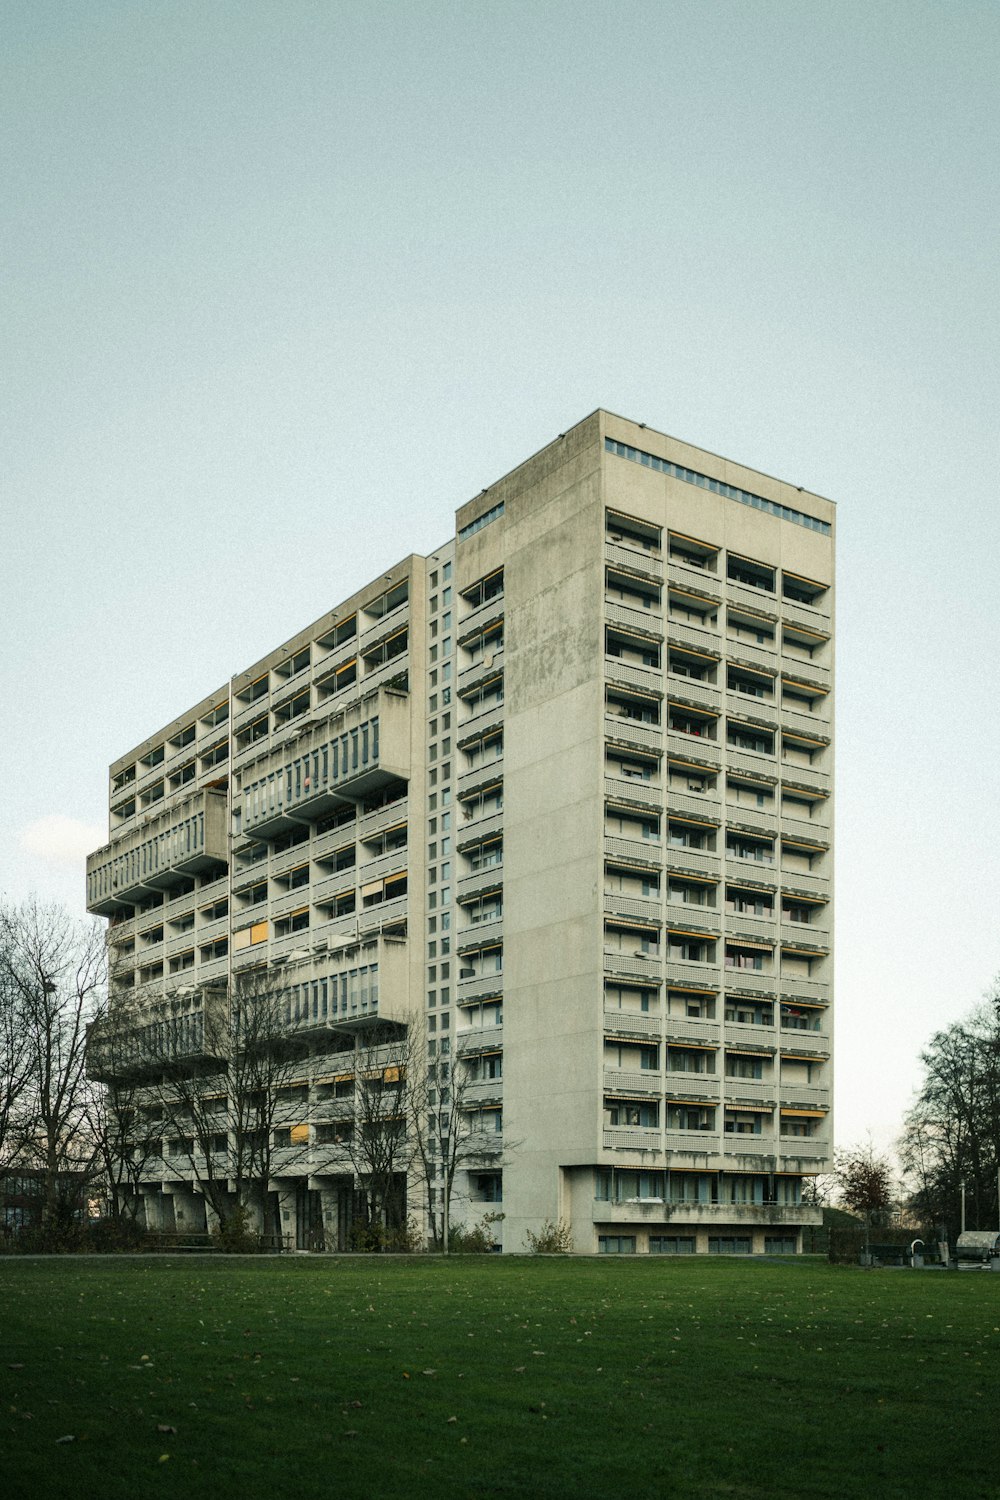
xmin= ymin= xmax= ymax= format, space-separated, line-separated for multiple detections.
xmin=457 ymin=864 xmax=504 ymax=904
xmin=781 ymin=705 xmax=831 ymax=741
xmin=781 ymin=596 xmax=831 ymax=632
xmin=605 ymin=1068 xmax=662 ymax=1095
xmin=605 ymin=601 xmax=663 ymax=642
xmin=664 ymin=848 xmax=721 ymax=881
xmin=458 ymin=756 xmax=505 ymax=802
xmin=664 ymin=1013 xmax=720 ymax=1045
xmin=359 ymin=599 xmax=409 ymax=655
xmin=592 ymin=1200 xmax=821 ymax=1227
xmin=666 ymin=789 xmax=718 ymax=821
xmin=778 ymin=1083 xmax=830 ymax=1110
xmin=780 ymin=760 xmax=830 ymax=798
xmin=779 ymin=869 xmax=830 ymax=902
xmin=604 ymin=775 xmax=662 ymax=811
xmin=667 ymin=559 xmax=722 ymax=600
xmin=724 ymin=580 xmax=779 ymax=617
xmin=725 ymin=912 xmax=776 ymax=943
xmin=603 ymin=951 xmax=661 ymax=984
xmin=604 ymin=1008 xmax=663 ymax=1039
xmin=726 ymin=806 xmax=779 ymax=839
xmin=603 ymin=1128 xmax=663 ymax=1153
xmin=725 ymin=746 xmax=777 ymax=780
xmin=458 ymin=807 xmax=504 ymax=845
xmin=668 ymin=679 xmax=722 ymax=715
xmin=780 ymin=921 xmax=829 ymax=948
xmin=604 ymin=833 xmax=662 ymax=869
xmin=239 ymin=687 xmax=410 ymax=840
xmin=724 ymin=1022 xmax=777 ymax=1051
xmin=781 ymin=655 xmax=831 ymax=691
xmin=457 ymin=972 xmax=504 ymax=1005
xmin=723 ymin=1079 xmax=777 ymax=1107
xmin=357 ymin=894 xmax=408 ymax=936
xmin=458 ymin=593 xmax=505 ymax=643
xmin=604 ymin=891 xmax=661 ymax=924
xmin=666 ymin=902 xmax=720 ymax=936
xmin=357 ymin=849 xmax=409 ymax=888
xmin=604 ymin=714 xmax=663 ymax=755
xmin=779 ymin=976 xmax=830 ymax=1003
xmin=664 ymin=958 xmax=717 ymax=987
xmin=605 ymin=658 xmax=663 ymax=697
xmin=457 ymin=1025 xmax=504 ymax=1055
xmin=355 ymin=798 xmax=407 ymax=845
xmin=87 ymin=789 xmax=229 ymax=915
xmin=456 ymin=697 xmax=505 ymax=741
xmin=457 ymin=915 xmax=504 ymax=952
xmin=726 ymin=638 xmax=778 ymax=675
xmin=604 ymin=540 xmax=663 ymax=584
xmin=666 ymin=730 xmax=721 ymax=770
xmin=666 ymin=619 xmax=722 ymax=657
xmin=664 ymin=1129 xmax=717 ymax=1157
xmin=780 ymin=812 xmax=830 ymax=844
xmin=724 ymin=971 xmax=777 ymax=1000
xmin=664 ymin=1076 xmax=720 ymax=1104
xmin=458 ymin=646 xmax=506 ymax=698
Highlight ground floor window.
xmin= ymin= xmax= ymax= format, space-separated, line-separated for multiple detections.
xmin=649 ymin=1236 xmax=695 ymax=1255
xmin=708 ymin=1236 xmax=751 ymax=1255
xmin=598 ymin=1235 xmax=636 ymax=1254
xmin=765 ymin=1236 xmax=797 ymax=1254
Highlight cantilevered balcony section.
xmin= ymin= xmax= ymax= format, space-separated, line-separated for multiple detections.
xmin=87 ymin=789 xmax=228 ymax=916
xmin=238 ymin=687 xmax=410 ymax=842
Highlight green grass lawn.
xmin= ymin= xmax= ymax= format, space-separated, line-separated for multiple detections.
xmin=2 ymin=1255 xmax=999 ymax=1500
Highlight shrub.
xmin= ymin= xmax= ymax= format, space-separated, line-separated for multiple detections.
xmin=523 ymin=1218 xmax=573 ymax=1254
xmin=449 ymin=1212 xmax=504 ymax=1253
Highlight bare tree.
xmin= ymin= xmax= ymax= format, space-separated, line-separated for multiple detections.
xmin=96 ymin=964 xmax=311 ymax=1242
xmin=339 ymin=1021 xmax=417 ymax=1248
xmin=833 ymin=1138 xmax=895 ymax=1258
xmin=0 ymin=955 xmax=34 ymax=1169
xmin=0 ymin=899 xmax=105 ymax=1230
xmin=409 ymin=1039 xmax=507 ymax=1252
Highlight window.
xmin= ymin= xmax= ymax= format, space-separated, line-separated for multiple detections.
xmin=708 ymin=1237 xmax=752 ymax=1255
xmin=726 ymin=1054 xmax=764 ymax=1079
xmin=598 ymin=1236 xmax=636 ymax=1254
xmin=650 ymin=1236 xmax=696 ymax=1255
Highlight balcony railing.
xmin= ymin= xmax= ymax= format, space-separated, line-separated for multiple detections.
xmin=603 ymin=952 xmax=662 ymax=983
xmin=604 ymin=776 xmax=662 ymax=809
xmin=604 ymin=892 xmax=662 ymax=923
xmin=239 ymin=687 xmax=410 ymax=840
xmin=87 ymin=789 xmax=229 ymax=915
xmin=667 ymin=731 xmax=721 ymax=769
xmin=667 ymin=678 xmax=722 ymax=714
xmin=603 ymin=1128 xmax=663 ymax=1152
xmin=605 ymin=658 xmax=663 ymax=697
xmin=605 ymin=600 xmax=664 ymax=638
xmin=663 ymin=1014 xmax=720 ymax=1046
xmin=603 ymin=715 xmax=663 ymax=754
xmin=781 ymin=596 xmax=831 ymax=632
xmin=604 ymin=833 xmax=662 ymax=868
xmin=725 ymin=638 xmax=778 ymax=675
xmin=604 ymin=1008 xmax=663 ymax=1038
xmin=592 ymin=1200 xmax=822 ymax=1226
xmin=604 ymin=1068 xmax=662 ymax=1095
xmin=665 ymin=848 xmax=721 ymax=881
xmin=666 ymin=619 xmax=722 ymax=656
xmin=604 ymin=540 xmax=663 ymax=583
xmin=457 ymin=973 xmax=504 ymax=1004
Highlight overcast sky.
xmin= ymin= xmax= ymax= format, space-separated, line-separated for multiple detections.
xmin=2 ymin=0 xmax=998 ymax=1157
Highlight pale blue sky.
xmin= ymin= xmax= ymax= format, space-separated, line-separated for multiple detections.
xmin=2 ymin=0 xmax=998 ymax=1155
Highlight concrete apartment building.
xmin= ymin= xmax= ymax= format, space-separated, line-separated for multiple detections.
xmin=86 ymin=410 xmax=835 ymax=1254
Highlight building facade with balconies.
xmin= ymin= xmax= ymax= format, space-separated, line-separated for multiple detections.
xmin=86 ymin=410 xmax=834 ymax=1254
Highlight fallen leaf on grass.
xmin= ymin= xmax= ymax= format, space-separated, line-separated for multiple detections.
xmin=55 ymin=1435 xmax=75 ymax=1444
xmin=156 ymin=1424 xmax=177 ymax=1435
